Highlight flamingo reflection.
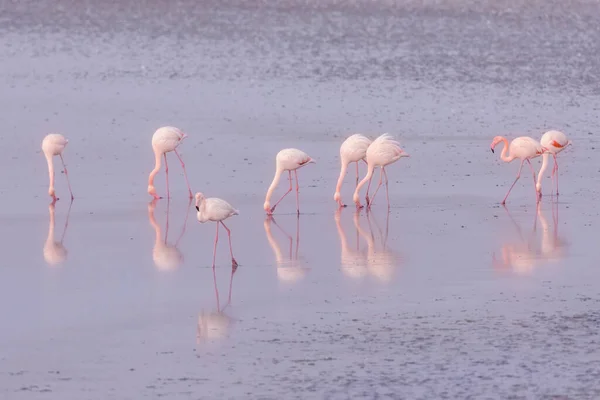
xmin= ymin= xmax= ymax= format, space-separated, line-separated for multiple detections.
xmin=148 ymin=198 xmax=192 ymax=271
xmin=197 ymin=265 xmax=237 ymax=342
xmin=493 ymin=202 xmax=567 ymax=274
xmin=334 ymin=208 xmax=368 ymax=279
xmin=264 ymin=215 xmax=309 ymax=283
xmin=43 ymin=200 xmax=73 ymax=267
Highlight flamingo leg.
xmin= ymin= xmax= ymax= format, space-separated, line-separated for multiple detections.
xmin=164 ymin=153 xmax=170 ymax=199
xmin=59 ymin=155 xmax=74 ymax=200
xmin=369 ymin=168 xmax=385 ymax=209
xmin=382 ymin=167 xmax=391 ymax=210
xmin=220 ymin=221 xmax=238 ymax=268
xmin=526 ymin=159 xmax=539 ymax=202
xmin=502 ymin=159 xmax=525 ymax=205
xmin=212 ymin=222 xmax=219 ymax=268
xmin=294 ymin=170 xmax=300 ymax=215
xmin=270 ymin=171 xmax=293 ymax=213
xmin=174 ymin=149 xmax=193 ymax=198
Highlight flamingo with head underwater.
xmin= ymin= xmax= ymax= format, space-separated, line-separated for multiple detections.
xmin=148 ymin=126 xmax=193 ymax=200
xmin=353 ymin=133 xmax=409 ymax=209
xmin=264 ymin=148 xmax=315 ymax=215
xmin=490 ymin=135 xmax=545 ymax=204
xmin=536 ymin=130 xmax=571 ymax=197
xmin=42 ymin=133 xmax=74 ymax=204
xmin=334 ymin=134 xmax=372 ymax=208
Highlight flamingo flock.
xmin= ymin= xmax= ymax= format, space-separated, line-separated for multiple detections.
xmin=41 ymin=127 xmax=571 ymax=268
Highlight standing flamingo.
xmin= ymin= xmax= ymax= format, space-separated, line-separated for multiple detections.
xmin=148 ymin=126 xmax=193 ymax=200
xmin=195 ymin=192 xmax=239 ymax=268
xmin=490 ymin=136 xmax=545 ymax=204
xmin=334 ymin=134 xmax=372 ymax=207
xmin=264 ymin=148 xmax=315 ymax=215
xmin=353 ymin=134 xmax=409 ymax=209
xmin=42 ymin=133 xmax=74 ymax=204
xmin=536 ymin=130 xmax=571 ymax=197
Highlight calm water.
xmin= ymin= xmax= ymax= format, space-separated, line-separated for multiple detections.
xmin=1 ymin=1 xmax=600 ymax=399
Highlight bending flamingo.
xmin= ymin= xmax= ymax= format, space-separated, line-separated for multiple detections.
xmin=42 ymin=133 xmax=74 ymax=204
xmin=353 ymin=134 xmax=409 ymax=209
xmin=195 ymin=192 xmax=239 ymax=268
xmin=490 ymin=135 xmax=545 ymax=204
xmin=334 ymin=134 xmax=372 ymax=207
xmin=148 ymin=126 xmax=193 ymax=200
xmin=264 ymin=148 xmax=315 ymax=215
xmin=536 ymin=130 xmax=571 ymax=197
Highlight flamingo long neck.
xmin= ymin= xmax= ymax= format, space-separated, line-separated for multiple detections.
xmin=536 ymin=153 xmax=550 ymax=191
xmin=334 ymin=162 xmax=349 ymax=196
xmin=265 ymin=168 xmax=283 ymax=205
xmin=148 ymin=150 xmax=162 ymax=186
xmin=354 ymin=164 xmax=375 ymax=199
xmin=45 ymin=153 xmax=55 ymax=193
xmin=498 ymin=137 xmax=514 ymax=162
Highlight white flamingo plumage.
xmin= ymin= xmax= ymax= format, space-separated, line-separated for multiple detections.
xmin=334 ymin=134 xmax=372 ymax=208
xmin=353 ymin=133 xmax=409 ymax=209
xmin=490 ymin=135 xmax=545 ymax=204
xmin=264 ymin=148 xmax=315 ymax=215
xmin=195 ymin=192 xmax=239 ymax=268
xmin=148 ymin=126 xmax=193 ymax=200
xmin=42 ymin=133 xmax=74 ymax=204
xmin=536 ymin=130 xmax=571 ymax=196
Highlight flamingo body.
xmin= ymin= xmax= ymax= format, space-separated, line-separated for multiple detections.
xmin=537 ymin=130 xmax=571 ymax=196
xmin=353 ymin=133 xmax=409 ymax=208
xmin=334 ymin=134 xmax=372 ymax=207
xmin=490 ymin=135 xmax=544 ymax=204
xmin=195 ymin=192 xmax=239 ymax=267
xmin=148 ymin=126 xmax=192 ymax=200
xmin=42 ymin=133 xmax=73 ymax=203
xmin=264 ymin=148 xmax=315 ymax=214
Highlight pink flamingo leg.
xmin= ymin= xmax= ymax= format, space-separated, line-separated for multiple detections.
xmin=164 ymin=153 xmax=170 ymax=199
xmin=382 ymin=167 xmax=391 ymax=209
xmin=212 ymin=222 xmax=219 ymax=268
xmin=59 ymin=155 xmax=74 ymax=200
xmin=526 ymin=159 xmax=539 ymax=202
xmin=502 ymin=159 xmax=525 ymax=205
xmin=294 ymin=170 xmax=300 ymax=215
xmin=174 ymin=149 xmax=193 ymax=198
xmin=270 ymin=171 xmax=293 ymax=213
xmin=368 ymin=168 xmax=385 ymax=209
xmin=220 ymin=221 xmax=238 ymax=267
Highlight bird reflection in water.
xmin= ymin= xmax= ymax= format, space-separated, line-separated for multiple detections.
xmin=493 ymin=202 xmax=567 ymax=274
xmin=197 ymin=265 xmax=237 ymax=343
xmin=264 ymin=215 xmax=309 ymax=283
xmin=43 ymin=200 xmax=73 ymax=267
xmin=335 ymin=209 xmax=401 ymax=283
xmin=148 ymin=198 xmax=192 ymax=271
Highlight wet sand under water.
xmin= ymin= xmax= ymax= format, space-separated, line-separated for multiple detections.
xmin=1 ymin=0 xmax=600 ymax=399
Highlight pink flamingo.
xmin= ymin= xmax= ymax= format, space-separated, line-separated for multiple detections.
xmin=195 ymin=192 xmax=239 ymax=268
xmin=536 ymin=130 xmax=571 ymax=197
xmin=490 ymin=136 xmax=545 ymax=204
xmin=353 ymin=134 xmax=409 ymax=209
xmin=264 ymin=148 xmax=315 ymax=215
xmin=148 ymin=126 xmax=193 ymax=200
xmin=334 ymin=134 xmax=372 ymax=207
xmin=42 ymin=133 xmax=74 ymax=204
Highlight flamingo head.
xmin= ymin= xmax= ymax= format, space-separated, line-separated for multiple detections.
xmin=263 ymin=201 xmax=271 ymax=213
xmin=48 ymin=187 xmax=55 ymax=197
xmin=334 ymin=192 xmax=341 ymax=202
xmin=352 ymin=191 xmax=360 ymax=204
xmin=194 ymin=192 xmax=205 ymax=210
xmin=490 ymin=136 xmax=505 ymax=153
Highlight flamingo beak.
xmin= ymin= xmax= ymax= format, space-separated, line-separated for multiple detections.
xmin=490 ymin=148 xmax=495 ymax=153
xmin=195 ymin=206 xmax=199 ymax=211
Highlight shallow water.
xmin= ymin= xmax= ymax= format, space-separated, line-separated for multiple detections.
xmin=1 ymin=0 xmax=600 ymax=399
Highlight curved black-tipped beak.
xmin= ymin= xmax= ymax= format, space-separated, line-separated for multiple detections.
xmin=490 ymin=148 xmax=495 ymax=153
xmin=195 ymin=206 xmax=199 ymax=211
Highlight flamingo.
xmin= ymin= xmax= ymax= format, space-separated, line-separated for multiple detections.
xmin=353 ymin=133 xmax=409 ymax=209
xmin=536 ymin=130 xmax=571 ymax=197
xmin=264 ymin=148 xmax=315 ymax=215
xmin=42 ymin=133 xmax=74 ymax=204
xmin=490 ymin=136 xmax=545 ymax=204
xmin=334 ymin=134 xmax=372 ymax=207
xmin=148 ymin=126 xmax=193 ymax=200
xmin=195 ymin=192 xmax=239 ymax=268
